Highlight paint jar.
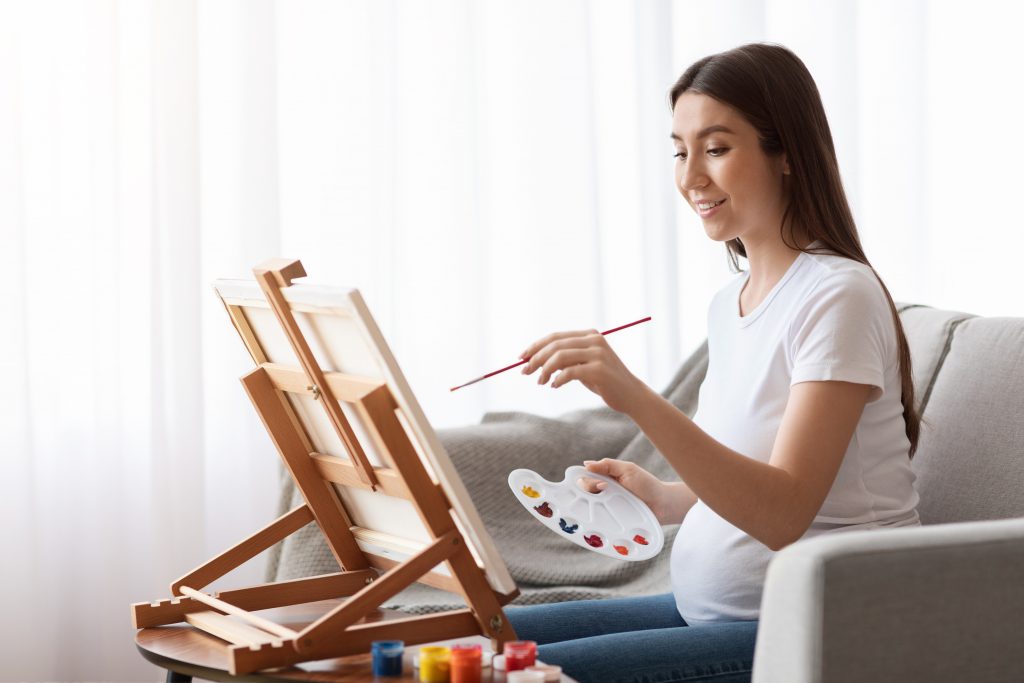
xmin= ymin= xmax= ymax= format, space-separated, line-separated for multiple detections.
xmin=526 ymin=664 xmax=562 ymax=682
xmin=450 ymin=643 xmax=482 ymax=683
xmin=503 ymin=640 xmax=537 ymax=671
xmin=506 ymin=671 xmax=545 ymax=682
xmin=418 ymin=646 xmax=451 ymax=683
xmin=371 ymin=640 xmax=404 ymax=677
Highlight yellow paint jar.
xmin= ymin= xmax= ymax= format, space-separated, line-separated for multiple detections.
xmin=419 ymin=646 xmax=451 ymax=683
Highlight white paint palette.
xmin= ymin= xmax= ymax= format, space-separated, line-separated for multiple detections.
xmin=507 ymin=465 xmax=664 ymax=561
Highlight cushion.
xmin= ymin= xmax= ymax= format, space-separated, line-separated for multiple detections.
xmin=895 ymin=304 xmax=974 ymax=413
xmin=911 ymin=317 xmax=1024 ymax=524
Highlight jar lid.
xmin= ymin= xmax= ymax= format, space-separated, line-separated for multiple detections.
xmin=504 ymin=640 xmax=538 ymax=655
xmin=371 ymin=640 xmax=404 ymax=653
xmin=507 ymin=671 xmax=545 ymax=682
xmin=450 ymin=643 xmax=482 ymax=661
xmin=527 ymin=663 xmax=562 ymax=682
xmin=418 ymin=645 xmax=450 ymax=664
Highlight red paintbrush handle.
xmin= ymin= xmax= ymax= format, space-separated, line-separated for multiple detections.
xmin=450 ymin=316 xmax=652 ymax=392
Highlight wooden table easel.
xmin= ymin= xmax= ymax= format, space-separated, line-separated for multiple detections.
xmin=132 ymin=259 xmax=519 ymax=675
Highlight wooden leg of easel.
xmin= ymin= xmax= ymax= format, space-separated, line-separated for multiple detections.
xmin=445 ymin=541 xmax=518 ymax=653
xmin=214 ymin=569 xmax=378 ymax=610
xmin=131 ymin=569 xmax=377 ymax=627
xmin=241 ymin=366 xmax=370 ymax=573
xmin=228 ymin=610 xmax=481 ymax=675
xmin=294 ymin=529 xmax=460 ymax=653
xmin=171 ymin=504 xmax=315 ymax=595
xmin=355 ymin=387 xmax=519 ymax=651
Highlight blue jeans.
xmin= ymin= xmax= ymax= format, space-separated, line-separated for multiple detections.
xmin=504 ymin=593 xmax=757 ymax=683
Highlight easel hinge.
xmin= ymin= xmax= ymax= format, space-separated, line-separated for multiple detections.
xmin=307 ymin=384 xmax=322 ymax=400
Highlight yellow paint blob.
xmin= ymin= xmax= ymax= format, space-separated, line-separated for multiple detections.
xmin=521 ymin=485 xmax=540 ymax=498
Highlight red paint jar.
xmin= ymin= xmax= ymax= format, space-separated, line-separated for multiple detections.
xmin=450 ymin=643 xmax=482 ymax=683
xmin=503 ymin=640 xmax=537 ymax=671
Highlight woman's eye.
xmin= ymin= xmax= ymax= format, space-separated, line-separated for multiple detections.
xmin=674 ymin=148 xmax=728 ymax=161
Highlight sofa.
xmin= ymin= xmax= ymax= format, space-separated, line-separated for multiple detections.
xmin=266 ymin=304 xmax=1024 ymax=682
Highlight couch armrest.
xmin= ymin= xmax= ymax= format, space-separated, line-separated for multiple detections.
xmin=753 ymin=517 xmax=1024 ymax=683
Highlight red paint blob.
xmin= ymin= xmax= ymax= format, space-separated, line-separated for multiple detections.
xmin=633 ymin=534 xmax=648 ymax=545
xmin=614 ymin=545 xmax=628 ymax=556
xmin=534 ymin=502 xmax=553 ymax=518
xmin=584 ymin=534 xmax=603 ymax=548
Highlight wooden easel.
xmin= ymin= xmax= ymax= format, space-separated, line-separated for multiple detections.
xmin=131 ymin=259 xmax=519 ymax=675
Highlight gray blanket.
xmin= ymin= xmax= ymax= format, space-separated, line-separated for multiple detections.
xmin=266 ymin=343 xmax=708 ymax=613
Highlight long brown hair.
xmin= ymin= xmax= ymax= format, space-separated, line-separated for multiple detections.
xmin=669 ymin=43 xmax=920 ymax=457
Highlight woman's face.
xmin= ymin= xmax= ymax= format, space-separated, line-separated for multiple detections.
xmin=671 ymin=91 xmax=789 ymax=246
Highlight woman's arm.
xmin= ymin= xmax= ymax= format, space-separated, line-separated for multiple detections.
xmin=519 ymin=327 xmax=872 ymax=549
xmin=624 ymin=379 xmax=871 ymax=550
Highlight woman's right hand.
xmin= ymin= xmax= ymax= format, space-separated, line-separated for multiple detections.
xmin=579 ymin=458 xmax=682 ymax=524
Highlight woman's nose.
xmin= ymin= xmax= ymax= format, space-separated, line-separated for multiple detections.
xmin=679 ymin=159 xmax=708 ymax=192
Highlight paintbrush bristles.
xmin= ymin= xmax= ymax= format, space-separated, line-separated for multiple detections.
xmin=450 ymin=375 xmax=486 ymax=392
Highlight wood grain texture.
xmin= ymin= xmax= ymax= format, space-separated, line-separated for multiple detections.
xmin=137 ymin=600 xmax=578 ymax=681
xmin=253 ymin=266 xmax=379 ymax=490
xmin=172 ymin=505 xmax=315 ymax=595
xmin=241 ymin=367 xmax=369 ymax=573
xmin=134 ymin=261 xmax=523 ymax=677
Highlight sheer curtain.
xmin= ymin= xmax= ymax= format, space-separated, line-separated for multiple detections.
xmin=2 ymin=1 xmax=1021 ymax=680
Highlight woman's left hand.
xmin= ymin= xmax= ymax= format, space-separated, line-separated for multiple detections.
xmin=519 ymin=329 xmax=647 ymax=413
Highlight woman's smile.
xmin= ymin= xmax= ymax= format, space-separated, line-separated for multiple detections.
xmin=695 ymin=198 xmax=727 ymax=218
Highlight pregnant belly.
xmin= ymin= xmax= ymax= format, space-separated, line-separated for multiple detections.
xmin=669 ymin=502 xmax=775 ymax=625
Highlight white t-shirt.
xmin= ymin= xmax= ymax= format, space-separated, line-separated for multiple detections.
xmin=670 ymin=247 xmax=920 ymax=626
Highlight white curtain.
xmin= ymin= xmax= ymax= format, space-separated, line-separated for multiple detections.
xmin=2 ymin=1 xmax=1021 ymax=680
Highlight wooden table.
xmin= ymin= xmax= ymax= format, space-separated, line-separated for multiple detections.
xmin=135 ymin=599 xmax=576 ymax=682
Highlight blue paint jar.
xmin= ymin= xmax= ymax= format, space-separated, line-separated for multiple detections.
xmin=372 ymin=640 xmax=404 ymax=676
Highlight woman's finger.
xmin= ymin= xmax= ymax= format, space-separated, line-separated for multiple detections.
xmin=588 ymin=457 xmax=635 ymax=479
xmin=523 ymin=336 xmax=601 ymax=377
xmin=549 ymin=363 xmax=586 ymax=389
xmin=520 ymin=329 xmax=599 ymax=361
xmin=523 ymin=332 xmax=599 ymax=365
xmin=575 ymin=476 xmax=607 ymax=493
xmin=536 ymin=348 xmax=598 ymax=385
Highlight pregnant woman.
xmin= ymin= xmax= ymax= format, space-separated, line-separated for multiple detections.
xmin=506 ymin=42 xmax=921 ymax=683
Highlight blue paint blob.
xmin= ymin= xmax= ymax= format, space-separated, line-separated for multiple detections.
xmin=559 ymin=518 xmax=578 ymax=534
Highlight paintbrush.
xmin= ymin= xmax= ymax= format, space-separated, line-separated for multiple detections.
xmin=450 ymin=316 xmax=652 ymax=391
